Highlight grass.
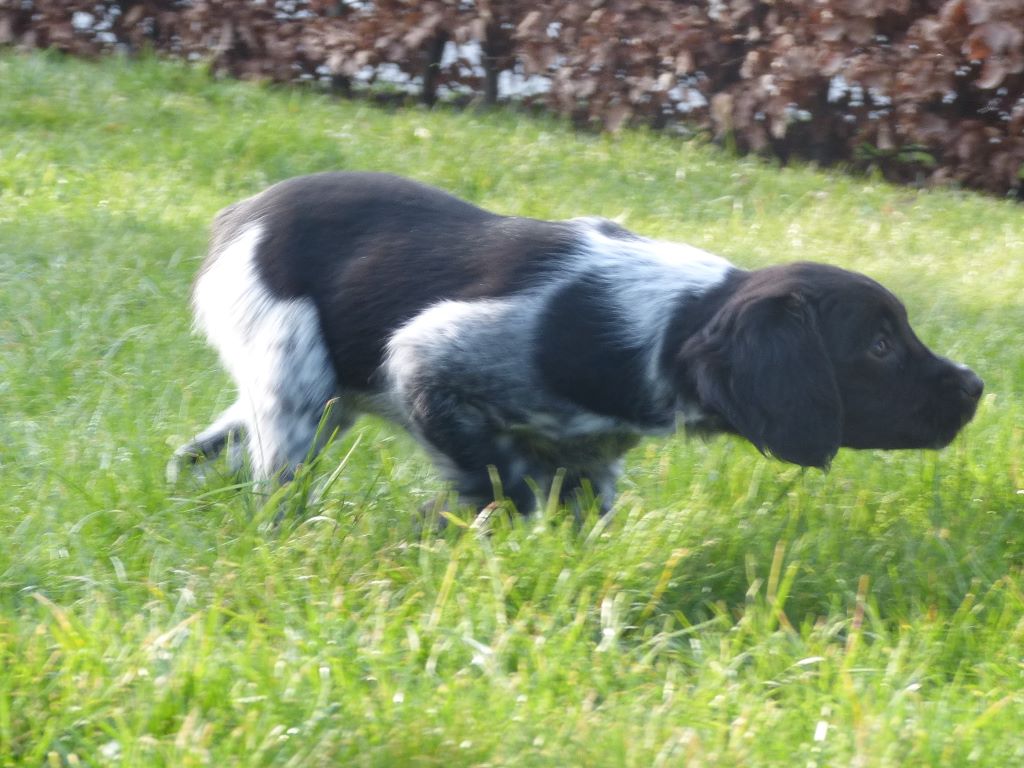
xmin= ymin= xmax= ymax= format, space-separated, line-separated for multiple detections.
xmin=1 ymin=51 xmax=1023 ymax=766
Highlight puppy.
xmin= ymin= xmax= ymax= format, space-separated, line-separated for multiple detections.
xmin=169 ymin=172 xmax=983 ymax=513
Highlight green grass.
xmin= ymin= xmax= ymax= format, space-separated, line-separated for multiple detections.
xmin=2 ymin=51 xmax=1023 ymax=766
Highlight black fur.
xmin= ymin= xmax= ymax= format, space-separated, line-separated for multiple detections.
xmin=678 ymin=281 xmax=842 ymax=467
xmin=674 ymin=263 xmax=983 ymax=467
xmin=537 ymin=275 xmax=670 ymax=428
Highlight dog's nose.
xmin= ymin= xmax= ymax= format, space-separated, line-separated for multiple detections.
xmin=959 ymin=368 xmax=984 ymax=400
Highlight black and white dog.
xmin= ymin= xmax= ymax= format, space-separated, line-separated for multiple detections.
xmin=170 ymin=172 xmax=983 ymax=513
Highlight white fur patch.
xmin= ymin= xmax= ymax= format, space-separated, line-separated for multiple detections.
xmin=574 ymin=221 xmax=732 ymax=348
xmin=192 ymin=223 xmax=338 ymax=478
xmin=382 ymin=297 xmax=530 ymax=427
xmin=573 ymin=220 xmax=733 ymax=402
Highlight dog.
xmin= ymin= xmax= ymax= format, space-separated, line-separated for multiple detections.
xmin=169 ymin=172 xmax=984 ymax=513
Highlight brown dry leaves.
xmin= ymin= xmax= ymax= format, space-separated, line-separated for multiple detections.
xmin=2 ymin=0 xmax=1022 ymax=195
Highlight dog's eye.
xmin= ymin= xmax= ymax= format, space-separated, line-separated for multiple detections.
xmin=869 ymin=336 xmax=892 ymax=359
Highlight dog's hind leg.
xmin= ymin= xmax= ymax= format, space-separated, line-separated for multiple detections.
xmin=190 ymin=222 xmax=348 ymax=484
xmin=244 ymin=386 xmax=352 ymax=484
xmin=225 ymin=294 xmax=347 ymax=483
xmin=167 ymin=400 xmax=247 ymax=482
xmin=395 ymin=385 xmax=548 ymax=514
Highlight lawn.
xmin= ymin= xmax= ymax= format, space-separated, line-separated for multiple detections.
xmin=1 ymin=52 xmax=1023 ymax=767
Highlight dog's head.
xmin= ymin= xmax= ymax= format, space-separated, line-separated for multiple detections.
xmin=676 ymin=263 xmax=983 ymax=468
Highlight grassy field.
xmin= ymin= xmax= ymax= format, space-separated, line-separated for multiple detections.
xmin=1 ymin=51 xmax=1023 ymax=766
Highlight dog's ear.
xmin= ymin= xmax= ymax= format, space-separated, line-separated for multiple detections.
xmin=678 ymin=290 xmax=841 ymax=468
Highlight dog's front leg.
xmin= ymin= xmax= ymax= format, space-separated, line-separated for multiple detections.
xmin=403 ymin=385 xmax=547 ymax=514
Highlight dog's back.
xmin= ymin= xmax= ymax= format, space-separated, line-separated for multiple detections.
xmin=199 ymin=172 xmax=579 ymax=388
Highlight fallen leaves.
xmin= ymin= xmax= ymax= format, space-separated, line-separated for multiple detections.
xmin=1 ymin=0 xmax=1022 ymax=196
